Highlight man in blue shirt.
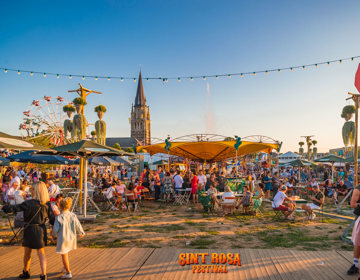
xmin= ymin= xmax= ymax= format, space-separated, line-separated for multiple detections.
xmin=264 ymin=171 xmax=272 ymax=201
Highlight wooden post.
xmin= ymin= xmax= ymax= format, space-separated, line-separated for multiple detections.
xmin=79 ymin=157 xmax=84 ymax=213
xmin=354 ymin=95 xmax=359 ymax=186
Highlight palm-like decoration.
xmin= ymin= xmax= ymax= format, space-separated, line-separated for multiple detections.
xmin=312 ymin=140 xmax=318 ymax=159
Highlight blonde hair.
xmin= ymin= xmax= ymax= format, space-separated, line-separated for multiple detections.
xmin=31 ymin=181 xmax=49 ymax=205
xmin=60 ymin=197 xmax=72 ymax=211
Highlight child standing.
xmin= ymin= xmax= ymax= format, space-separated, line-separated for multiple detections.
xmin=52 ymin=197 xmax=85 ymax=279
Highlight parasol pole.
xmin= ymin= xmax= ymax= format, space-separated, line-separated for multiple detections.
xmin=79 ymin=157 xmax=84 ymax=214
xmin=83 ymin=157 xmax=88 ymax=217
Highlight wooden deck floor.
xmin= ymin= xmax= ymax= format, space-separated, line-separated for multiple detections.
xmin=0 ymin=246 xmax=358 ymax=280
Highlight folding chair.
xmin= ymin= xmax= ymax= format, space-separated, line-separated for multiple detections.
xmin=141 ymin=189 xmax=154 ymax=206
xmin=222 ymin=197 xmax=235 ymax=215
xmin=125 ymin=193 xmax=139 ymax=212
xmin=272 ymin=208 xmax=285 ymax=220
xmin=6 ymin=212 xmax=24 ymax=244
xmin=114 ymin=192 xmax=126 ymax=212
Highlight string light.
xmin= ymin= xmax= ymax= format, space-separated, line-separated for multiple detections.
xmin=178 ymin=77 xmax=181 ymax=82
xmin=0 ymin=55 xmax=358 ymax=82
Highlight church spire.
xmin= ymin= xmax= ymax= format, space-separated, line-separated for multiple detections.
xmin=134 ymin=70 xmax=146 ymax=107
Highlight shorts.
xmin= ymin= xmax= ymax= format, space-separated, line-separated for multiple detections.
xmin=352 ymin=217 xmax=360 ymax=246
xmin=273 ymin=205 xmax=289 ymax=212
xmin=305 ymin=203 xmax=320 ymax=210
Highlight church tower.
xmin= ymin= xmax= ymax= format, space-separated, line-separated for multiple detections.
xmin=131 ymin=71 xmax=151 ymax=145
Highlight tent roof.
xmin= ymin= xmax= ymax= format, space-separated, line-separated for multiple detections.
xmin=278 ymin=151 xmax=300 ymax=158
xmin=314 ymin=155 xmax=347 ymax=163
xmin=0 ymin=156 xmax=10 ymax=166
xmin=140 ymin=137 xmax=280 ymax=162
xmin=74 ymin=156 xmax=120 ymax=166
xmin=50 ymin=140 xmax=133 ymax=158
xmin=284 ymin=159 xmax=316 ymax=167
xmin=9 ymin=151 xmax=72 ymax=165
xmin=0 ymin=132 xmax=54 ymax=152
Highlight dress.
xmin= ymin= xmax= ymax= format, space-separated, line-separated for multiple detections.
xmin=4 ymin=199 xmax=54 ymax=249
xmin=252 ymin=189 xmax=263 ymax=210
xmin=191 ymin=176 xmax=198 ymax=194
xmin=53 ymin=210 xmax=85 ymax=254
xmin=163 ymin=177 xmax=174 ymax=194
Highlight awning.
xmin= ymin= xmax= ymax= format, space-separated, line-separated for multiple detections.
xmin=140 ymin=138 xmax=280 ymax=162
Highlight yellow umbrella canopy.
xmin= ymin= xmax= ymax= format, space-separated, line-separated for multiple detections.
xmin=140 ymin=134 xmax=280 ymax=162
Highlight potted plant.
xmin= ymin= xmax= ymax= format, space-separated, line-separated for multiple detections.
xmin=298 ymin=141 xmax=305 ymax=155
xmin=91 ymin=130 xmax=96 ymax=141
xmin=73 ymin=97 xmax=87 ymax=114
xmin=341 ymin=105 xmax=356 ymax=121
xmin=94 ymin=105 xmax=107 ymax=120
xmin=63 ymin=104 xmax=75 ymax=118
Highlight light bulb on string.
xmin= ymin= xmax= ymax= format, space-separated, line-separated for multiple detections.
xmin=107 ymin=77 xmax=110 ymax=81
xmin=146 ymin=78 xmax=149 ymax=82
xmin=290 ymin=68 xmax=293 ymax=71
xmin=339 ymin=60 xmax=342 ymax=63
xmin=241 ymin=73 xmax=243 ymax=77
xmin=302 ymin=66 xmax=306 ymax=70
xmin=278 ymin=69 xmax=280 ymax=73
xmin=165 ymin=78 xmax=168 ymax=83
xmin=203 ymin=76 xmax=206 ymax=80
xmin=253 ymin=72 xmax=256 ymax=76
xmin=56 ymin=74 xmax=59 ymax=78
xmin=228 ymin=74 xmax=231 ymax=78
xmin=82 ymin=76 xmax=85 ymax=80
xmin=215 ymin=75 xmax=218 ymax=79
xmin=121 ymin=77 xmax=124 ymax=82
xmin=30 ymin=72 xmax=34 ymax=76
xmin=133 ymin=78 xmax=136 ymax=82
xmin=265 ymin=71 xmax=268 ymax=74
xmin=178 ymin=77 xmax=181 ymax=82
xmin=315 ymin=64 xmax=318 ymax=68
xmin=327 ymin=62 xmax=330 ymax=66
xmin=190 ymin=77 xmax=193 ymax=81
xmin=4 ymin=69 xmax=7 ymax=73
xmin=17 ymin=70 xmax=20 ymax=75
xmin=351 ymin=57 xmax=354 ymax=61
xmin=69 ymin=75 xmax=72 ymax=79
xmin=43 ymin=73 xmax=46 ymax=77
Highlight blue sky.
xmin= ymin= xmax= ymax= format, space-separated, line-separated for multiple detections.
xmin=1 ymin=0 xmax=360 ymax=152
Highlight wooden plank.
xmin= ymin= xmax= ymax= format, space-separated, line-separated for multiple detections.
xmin=290 ymin=250 xmax=340 ymax=280
xmin=251 ymin=249 xmax=276 ymax=280
xmin=259 ymin=249 xmax=283 ymax=280
xmin=313 ymin=250 xmax=354 ymax=280
xmin=131 ymin=247 xmax=176 ymax=280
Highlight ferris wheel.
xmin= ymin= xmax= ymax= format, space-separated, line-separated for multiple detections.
xmin=19 ymin=96 xmax=70 ymax=146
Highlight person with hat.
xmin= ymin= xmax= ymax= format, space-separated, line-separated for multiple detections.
xmin=301 ymin=185 xmax=324 ymax=220
xmin=272 ymin=185 xmax=295 ymax=220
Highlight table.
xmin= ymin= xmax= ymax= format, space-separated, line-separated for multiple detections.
xmin=60 ymin=187 xmax=76 ymax=197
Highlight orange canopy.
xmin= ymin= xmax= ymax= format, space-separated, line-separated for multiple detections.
xmin=140 ymin=139 xmax=280 ymax=162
